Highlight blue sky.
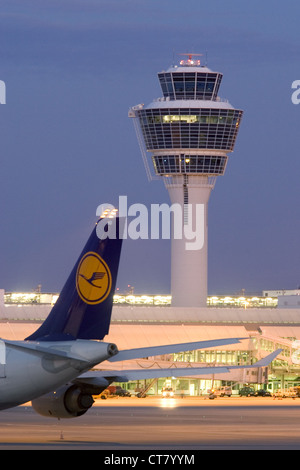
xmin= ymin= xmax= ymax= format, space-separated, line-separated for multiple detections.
xmin=0 ymin=0 xmax=299 ymax=295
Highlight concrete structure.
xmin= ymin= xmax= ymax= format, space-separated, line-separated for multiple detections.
xmin=278 ymin=295 xmax=300 ymax=309
xmin=129 ymin=55 xmax=243 ymax=308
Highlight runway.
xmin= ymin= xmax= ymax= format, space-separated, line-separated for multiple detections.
xmin=1 ymin=396 xmax=300 ymax=450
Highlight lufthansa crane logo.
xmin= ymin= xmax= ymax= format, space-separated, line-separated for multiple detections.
xmin=76 ymin=251 xmax=112 ymax=305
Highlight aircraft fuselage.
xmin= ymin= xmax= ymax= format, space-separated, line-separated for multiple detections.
xmin=0 ymin=339 xmax=116 ymax=410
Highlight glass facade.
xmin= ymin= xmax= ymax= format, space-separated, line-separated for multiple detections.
xmin=158 ymin=71 xmax=222 ymax=100
xmin=136 ymin=108 xmax=242 ymax=152
xmin=130 ymin=63 xmax=244 ymax=180
xmin=173 ymin=349 xmax=251 ymax=366
xmin=115 ymin=335 xmax=300 ymax=397
xmin=152 ymin=155 xmax=227 ymax=175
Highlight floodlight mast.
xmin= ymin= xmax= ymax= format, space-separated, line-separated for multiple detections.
xmin=129 ymin=55 xmax=243 ymax=308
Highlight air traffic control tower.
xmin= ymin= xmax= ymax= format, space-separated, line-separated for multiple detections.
xmin=129 ymin=54 xmax=243 ymax=308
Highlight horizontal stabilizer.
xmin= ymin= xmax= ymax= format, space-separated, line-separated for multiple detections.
xmin=108 ymin=337 xmax=246 ymax=362
xmin=77 ymin=365 xmax=230 ymax=383
xmin=228 ymin=349 xmax=282 ymax=370
xmin=75 ymin=349 xmax=282 ymax=389
xmin=253 ymin=349 xmax=282 ymax=367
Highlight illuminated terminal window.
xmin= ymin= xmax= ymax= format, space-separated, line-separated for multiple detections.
xmin=3 ymin=292 xmax=278 ymax=308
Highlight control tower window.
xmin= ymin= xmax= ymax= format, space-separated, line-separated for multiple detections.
xmin=152 ymin=155 xmax=227 ymax=175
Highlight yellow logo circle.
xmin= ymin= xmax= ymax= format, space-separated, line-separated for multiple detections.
xmin=76 ymin=251 xmax=112 ymax=305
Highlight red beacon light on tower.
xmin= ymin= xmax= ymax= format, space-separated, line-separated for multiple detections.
xmin=179 ymin=53 xmax=202 ymax=66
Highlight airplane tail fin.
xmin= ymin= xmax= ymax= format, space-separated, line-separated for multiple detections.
xmin=26 ymin=217 xmax=123 ymax=342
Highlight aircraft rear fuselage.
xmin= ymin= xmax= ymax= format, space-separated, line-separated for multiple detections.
xmin=0 ymin=339 xmax=116 ymax=410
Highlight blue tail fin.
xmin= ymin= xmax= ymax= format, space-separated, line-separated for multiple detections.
xmin=26 ymin=217 xmax=123 ymax=342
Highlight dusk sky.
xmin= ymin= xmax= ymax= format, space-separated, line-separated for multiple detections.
xmin=0 ymin=0 xmax=299 ymax=295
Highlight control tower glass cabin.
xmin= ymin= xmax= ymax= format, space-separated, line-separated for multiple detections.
xmin=129 ymin=55 xmax=243 ymax=307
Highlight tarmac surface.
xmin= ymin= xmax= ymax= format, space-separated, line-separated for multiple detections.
xmin=1 ymin=396 xmax=300 ymax=450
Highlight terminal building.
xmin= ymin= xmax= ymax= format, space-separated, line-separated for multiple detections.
xmin=1 ymin=289 xmax=300 ymax=396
